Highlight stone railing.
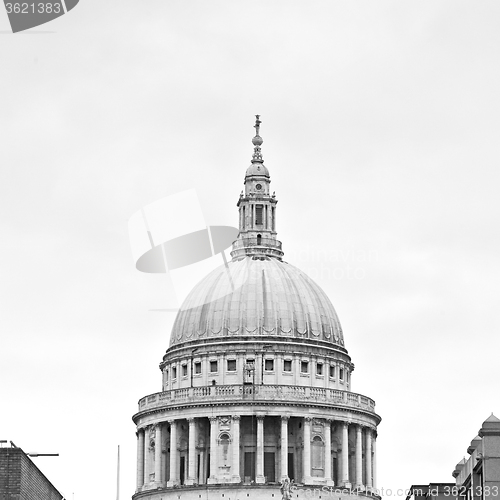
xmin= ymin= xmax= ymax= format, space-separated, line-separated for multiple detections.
xmin=138 ymin=384 xmax=376 ymax=414
xmin=232 ymin=237 xmax=282 ymax=250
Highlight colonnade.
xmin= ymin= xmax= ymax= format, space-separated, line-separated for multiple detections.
xmin=136 ymin=416 xmax=377 ymax=492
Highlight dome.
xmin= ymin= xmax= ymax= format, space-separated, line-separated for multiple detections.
xmin=169 ymin=256 xmax=344 ymax=348
xmin=245 ymin=162 xmax=269 ymax=177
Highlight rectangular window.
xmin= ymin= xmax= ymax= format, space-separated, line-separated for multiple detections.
xmin=172 ymin=366 xmax=177 ymax=379
xmin=265 ymin=359 xmax=274 ymax=371
xmin=182 ymin=364 xmax=187 ymax=377
xmin=283 ymin=360 xmax=292 ymax=372
xmin=165 ymin=369 xmax=169 ymax=381
xmin=329 ymin=365 xmax=335 ymax=378
xmin=316 ymin=363 xmax=323 ymax=375
xmin=210 ymin=361 xmax=218 ymax=373
xmin=256 ymin=205 xmax=263 ymax=225
xmin=301 ymin=361 xmax=309 ymax=373
xmin=340 ymin=368 xmax=344 ymax=380
xmin=194 ymin=362 xmax=201 ymax=374
xmin=227 ymin=359 xmax=236 ymax=371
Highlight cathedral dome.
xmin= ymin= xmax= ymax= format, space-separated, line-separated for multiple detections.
xmin=169 ymin=256 xmax=344 ymax=348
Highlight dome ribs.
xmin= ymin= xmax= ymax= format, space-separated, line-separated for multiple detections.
xmin=169 ymin=257 xmax=344 ymax=347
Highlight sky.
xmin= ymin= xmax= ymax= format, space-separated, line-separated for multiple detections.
xmin=1 ymin=1 xmax=500 ymax=499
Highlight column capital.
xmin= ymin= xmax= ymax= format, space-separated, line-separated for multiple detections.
xmin=167 ymin=419 xmax=176 ymax=425
xmin=232 ymin=415 xmax=241 ymax=422
xmin=324 ymin=417 xmax=334 ymax=424
xmin=304 ymin=416 xmax=312 ymax=423
xmin=341 ymin=420 xmax=350 ymax=429
xmin=187 ymin=417 xmax=196 ymax=423
xmin=281 ymin=415 xmax=290 ymax=422
xmin=209 ymin=416 xmax=218 ymax=424
xmin=256 ymin=414 xmax=265 ymax=421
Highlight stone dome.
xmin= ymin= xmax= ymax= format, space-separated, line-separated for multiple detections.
xmin=245 ymin=162 xmax=269 ymax=178
xmin=169 ymin=256 xmax=345 ymax=348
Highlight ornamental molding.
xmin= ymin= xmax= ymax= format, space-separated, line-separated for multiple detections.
xmin=219 ymin=416 xmax=231 ymax=427
xmin=132 ymin=404 xmax=381 ymax=427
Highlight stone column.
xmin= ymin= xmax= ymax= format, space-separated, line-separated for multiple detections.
xmin=186 ymin=418 xmax=197 ymax=485
xmin=199 ymin=449 xmax=205 ymax=484
xmin=208 ymin=417 xmax=218 ymax=484
xmin=303 ymin=417 xmax=312 ymax=484
xmin=232 ymin=416 xmax=241 ymax=483
xmin=136 ymin=429 xmax=145 ymax=490
xmin=365 ymin=428 xmax=372 ymax=489
xmin=281 ymin=416 xmax=289 ymax=480
xmin=167 ymin=420 xmax=179 ymax=487
xmin=256 ymin=415 xmax=265 ymax=484
xmin=372 ymin=433 xmax=377 ymax=490
xmin=355 ymin=425 xmax=363 ymax=489
xmin=144 ymin=426 xmax=151 ymax=485
xmin=154 ymin=424 xmax=163 ymax=486
xmin=324 ymin=419 xmax=333 ymax=485
xmin=341 ymin=422 xmax=351 ymax=488
xmin=336 ymin=448 xmax=342 ymax=485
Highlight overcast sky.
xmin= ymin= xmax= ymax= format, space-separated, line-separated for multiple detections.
xmin=1 ymin=1 xmax=500 ymax=499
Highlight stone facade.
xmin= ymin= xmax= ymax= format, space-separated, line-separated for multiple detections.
xmin=407 ymin=414 xmax=500 ymax=500
xmin=452 ymin=414 xmax=500 ymax=500
xmin=132 ymin=117 xmax=381 ymax=500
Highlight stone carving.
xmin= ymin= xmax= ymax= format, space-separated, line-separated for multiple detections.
xmin=280 ymin=478 xmax=295 ymax=500
xmin=219 ymin=416 xmax=231 ymax=428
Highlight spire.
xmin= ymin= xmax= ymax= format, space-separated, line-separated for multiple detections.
xmin=232 ymin=115 xmax=284 ymax=261
xmin=251 ymin=115 xmax=264 ymax=163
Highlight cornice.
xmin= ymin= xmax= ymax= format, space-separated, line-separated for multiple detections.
xmin=132 ymin=400 xmax=381 ymax=426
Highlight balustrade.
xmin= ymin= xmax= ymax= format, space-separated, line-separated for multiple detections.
xmin=137 ymin=384 xmax=376 ymax=414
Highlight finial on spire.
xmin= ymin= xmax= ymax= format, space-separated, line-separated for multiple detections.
xmin=252 ymin=115 xmax=264 ymax=162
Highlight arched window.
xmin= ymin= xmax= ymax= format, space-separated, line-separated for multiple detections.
xmin=312 ymin=435 xmax=324 ymax=471
xmin=257 ymin=234 xmax=262 ymax=245
xmin=219 ymin=433 xmax=230 ymax=463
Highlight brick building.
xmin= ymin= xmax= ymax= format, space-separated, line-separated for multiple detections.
xmin=0 ymin=442 xmax=64 ymax=500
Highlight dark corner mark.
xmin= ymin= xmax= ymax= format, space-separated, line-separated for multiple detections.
xmin=3 ymin=0 xmax=79 ymax=33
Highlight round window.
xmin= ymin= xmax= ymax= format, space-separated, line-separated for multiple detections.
xmin=255 ymin=183 xmax=262 ymax=190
